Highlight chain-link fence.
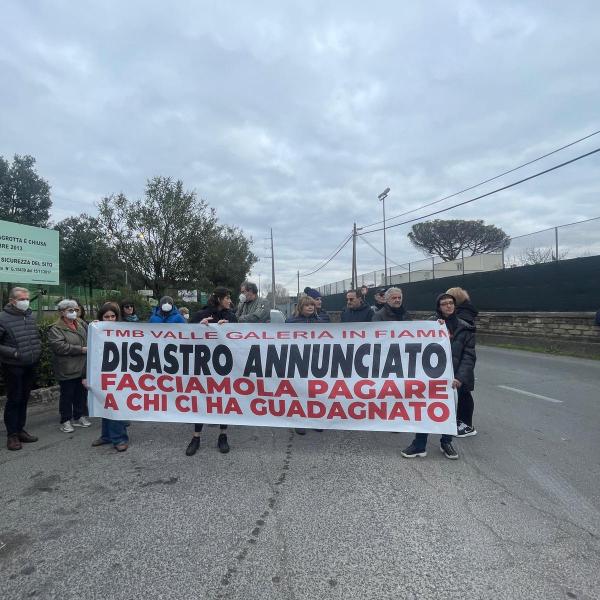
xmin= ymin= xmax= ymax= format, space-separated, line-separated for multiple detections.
xmin=317 ymin=216 xmax=600 ymax=296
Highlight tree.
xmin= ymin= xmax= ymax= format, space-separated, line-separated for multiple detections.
xmin=407 ymin=219 xmax=510 ymax=261
xmin=98 ymin=176 xmax=256 ymax=296
xmin=201 ymin=225 xmax=257 ymax=291
xmin=0 ymin=154 xmax=52 ymax=227
xmin=56 ymin=215 xmax=123 ymax=298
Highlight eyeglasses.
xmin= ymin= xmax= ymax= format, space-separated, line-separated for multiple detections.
xmin=439 ymin=301 xmax=455 ymax=306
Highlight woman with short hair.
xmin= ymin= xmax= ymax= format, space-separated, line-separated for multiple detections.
xmin=120 ymin=299 xmax=139 ymax=322
xmin=48 ymin=299 xmax=90 ymax=433
xmin=286 ymin=295 xmax=320 ymax=324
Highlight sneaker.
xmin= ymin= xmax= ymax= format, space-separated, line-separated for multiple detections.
xmin=72 ymin=417 xmax=92 ymax=428
xmin=401 ymin=443 xmax=427 ymax=458
xmin=60 ymin=421 xmax=75 ymax=433
xmin=456 ymin=422 xmax=477 ymax=437
xmin=441 ymin=441 xmax=459 ymax=459
xmin=294 ymin=428 xmax=306 ymax=435
xmin=217 ymin=433 xmax=230 ymax=454
xmin=186 ymin=436 xmax=200 ymax=456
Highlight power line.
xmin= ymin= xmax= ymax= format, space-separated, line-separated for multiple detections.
xmin=357 ymin=235 xmax=406 ymax=267
xmin=360 ymin=146 xmax=600 ymax=235
xmin=359 ymin=128 xmax=600 ymax=230
xmin=299 ymin=234 xmax=353 ymax=277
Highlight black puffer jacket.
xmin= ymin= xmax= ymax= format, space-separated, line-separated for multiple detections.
xmin=456 ymin=300 xmax=478 ymax=325
xmin=190 ymin=306 xmax=238 ymax=324
xmin=286 ymin=314 xmax=321 ymax=324
xmin=0 ymin=303 xmax=42 ymax=366
xmin=448 ymin=318 xmax=476 ymax=391
xmin=372 ymin=304 xmax=411 ymax=322
xmin=341 ymin=303 xmax=374 ymax=323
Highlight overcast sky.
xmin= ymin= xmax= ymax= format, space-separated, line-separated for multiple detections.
xmin=1 ymin=1 xmax=599 ymax=292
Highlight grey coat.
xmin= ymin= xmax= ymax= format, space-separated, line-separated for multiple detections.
xmin=47 ymin=318 xmax=88 ymax=381
xmin=0 ymin=303 xmax=42 ymax=366
xmin=236 ymin=297 xmax=270 ymax=323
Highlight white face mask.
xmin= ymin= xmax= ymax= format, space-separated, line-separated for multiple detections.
xmin=65 ymin=310 xmax=78 ymax=320
xmin=239 ymin=293 xmax=247 ymax=304
xmin=15 ymin=300 xmax=30 ymax=311
xmin=183 ymin=313 xmax=189 ymax=320
xmin=161 ymin=303 xmax=173 ymax=312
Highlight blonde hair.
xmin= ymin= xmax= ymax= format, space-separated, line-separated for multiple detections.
xmin=294 ymin=295 xmax=316 ymax=317
xmin=446 ymin=287 xmax=470 ymax=305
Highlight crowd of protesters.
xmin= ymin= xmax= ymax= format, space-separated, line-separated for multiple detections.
xmin=0 ymin=280 xmax=480 ymax=460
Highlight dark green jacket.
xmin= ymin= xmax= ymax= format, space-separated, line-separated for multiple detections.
xmin=47 ymin=318 xmax=88 ymax=381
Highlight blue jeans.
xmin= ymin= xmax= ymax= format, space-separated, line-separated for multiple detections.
xmin=413 ymin=432 xmax=453 ymax=451
xmin=101 ymin=418 xmax=129 ymax=445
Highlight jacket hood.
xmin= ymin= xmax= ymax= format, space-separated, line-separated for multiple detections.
xmin=456 ymin=300 xmax=479 ymax=323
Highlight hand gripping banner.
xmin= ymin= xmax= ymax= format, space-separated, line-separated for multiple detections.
xmin=87 ymin=321 xmax=458 ymax=434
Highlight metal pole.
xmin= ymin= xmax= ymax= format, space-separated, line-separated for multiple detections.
xmin=382 ymin=198 xmax=388 ymax=285
xmin=352 ymin=223 xmax=357 ymax=289
xmin=408 ymin=262 xmax=411 ymax=283
xmin=432 ymin=257 xmax=435 ymax=280
xmin=461 ymin=250 xmax=465 ymax=275
xmin=297 ymin=270 xmax=300 ymax=298
xmin=554 ymin=227 xmax=559 ymax=261
xmin=270 ymin=228 xmax=276 ymax=305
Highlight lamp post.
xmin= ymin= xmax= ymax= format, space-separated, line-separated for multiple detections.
xmin=378 ymin=188 xmax=390 ymax=285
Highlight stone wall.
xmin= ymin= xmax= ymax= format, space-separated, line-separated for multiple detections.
xmin=0 ymin=385 xmax=59 ymax=411
xmin=329 ymin=311 xmax=600 ymax=357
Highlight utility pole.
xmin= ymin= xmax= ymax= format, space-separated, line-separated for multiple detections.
xmin=270 ymin=228 xmax=276 ymax=306
xmin=378 ymin=188 xmax=390 ymax=285
xmin=297 ymin=270 xmax=300 ymax=298
xmin=351 ymin=223 xmax=358 ymax=290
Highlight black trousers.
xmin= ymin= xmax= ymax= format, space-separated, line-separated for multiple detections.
xmin=457 ymin=388 xmax=474 ymax=427
xmin=58 ymin=378 xmax=87 ymax=423
xmin=194 ymin=424 xmax=227 ymax=433
xmin=3 ymin=364 xmax=37 ymax=436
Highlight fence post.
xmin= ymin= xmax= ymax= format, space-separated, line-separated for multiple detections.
xmin=432 ymin=257 xmax=435 ymax=280
xmin=502 ymin=247 xmax=505 ymax=269
xmin=461 ymin=250 xmax=465 ymax=275
xmin=554 ymin=227 xmax=559 ymax=261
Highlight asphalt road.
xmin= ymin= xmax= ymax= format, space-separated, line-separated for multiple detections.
xmin=1 ymin=346 xmax=599 ymax=600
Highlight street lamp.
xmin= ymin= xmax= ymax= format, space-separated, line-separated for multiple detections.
xmin=378 ymin=187 xmax=390 ymax=285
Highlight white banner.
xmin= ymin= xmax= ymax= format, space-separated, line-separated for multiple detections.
xmin=87 ymin=321 xmax=457 ymax=434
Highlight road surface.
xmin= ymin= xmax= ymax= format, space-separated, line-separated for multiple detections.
xmin=1 ymin=346 xmax=599 ymax=599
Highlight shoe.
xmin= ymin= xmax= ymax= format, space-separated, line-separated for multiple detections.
xmin=186 ymin=436 xmax=200 ymax=456
xmin=294 ymin=428 xmax=306 ymax=435
xmin=456 ymin=422 xmax=477 ymax=437
xmin=7 ymin=434 xmax=22 ymax=451
xmin=217 ymin=433 xmax=230 ymax=454
xmin=60 ymin=421 xmax=75 ymax=433
xmin=91 ymin=437 xmax=110 ymax=447
xmin=114 ymin=443 xmax=128 ymax=452
xmin=441 ymin=441 xmax=459 ymax=459
xmin=18 ymin=430 xmax=38 ymax=443
xmin=401 ymin=443 xmax=427 ymax=458
xmin=72 ymin=417 xmax=92 ymax=428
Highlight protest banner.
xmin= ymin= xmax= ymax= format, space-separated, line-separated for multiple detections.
xmin=87 ymin=321 xmax=458 ymax=434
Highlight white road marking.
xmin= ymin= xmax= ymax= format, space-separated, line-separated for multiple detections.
xmin=497 ymin=385 xmax=563 ymax=403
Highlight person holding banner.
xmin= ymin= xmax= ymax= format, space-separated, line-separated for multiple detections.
xmin=303 ymin=287 xmax=330 ymax=322
xmin=91 ymin=303 xmax=130 ymax=452
xmin=149 ymin=296 xmax=186 ymax=324
xmin=371 ymin=287 xmax=410 ymax=322
xmin=120 ymin=299 xmax=140 ymax=322
xmin=47 ymin=299 xmax=91 ymax=433
xmin=236 ymin=282 xmax=270 ymax=323
xmin=401 ymin=293 xmax=476 ymax=460
xmin=186 ymin=287 xmax=238 ymax=456
xmin=446 ymin=287 xmax=478 ymax=437
xmin=0 ymin=287 xmax=41 ymax=451
xmin=286 ymin=295 xmax=321 ymax=324
xmin=341 ymin=289 xmax=373 ymax=323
